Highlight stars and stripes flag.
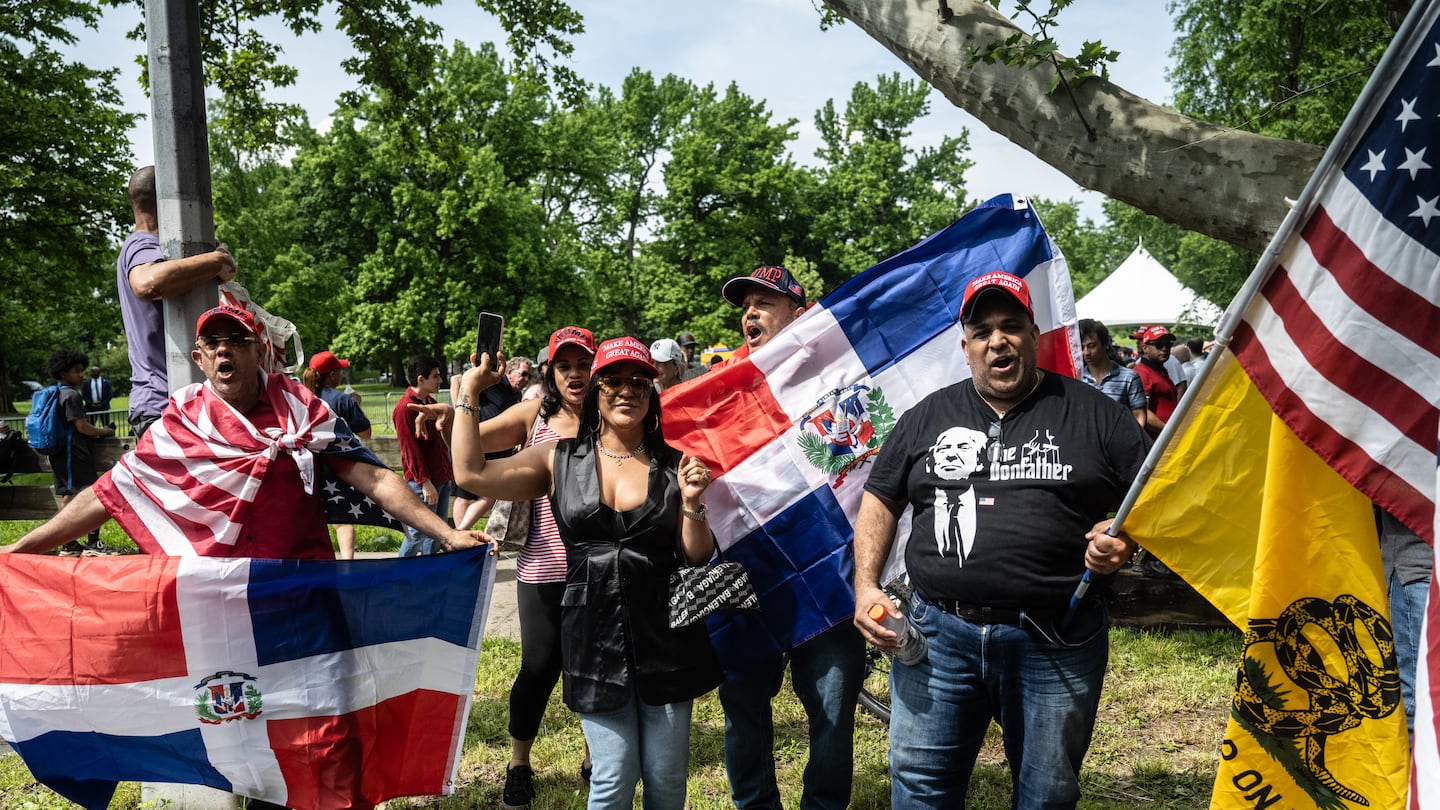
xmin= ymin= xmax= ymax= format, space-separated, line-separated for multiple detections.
xmin=0 ymin=548 xmax=494 ymax=810
xmin=1119 ymin=2 xmax=1440 ymax=807
xmin=92 ymin=373 xmax=398 ymax=556
xmin=661 ymin=194 xmax=1078 ymax=675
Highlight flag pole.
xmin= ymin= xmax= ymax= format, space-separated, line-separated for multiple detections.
xmin=1107 ymin=0 xmax=1440 ymax=534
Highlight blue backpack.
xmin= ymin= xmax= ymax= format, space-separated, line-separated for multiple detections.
xmin=25 ymin=384 xmax=71 ymax=456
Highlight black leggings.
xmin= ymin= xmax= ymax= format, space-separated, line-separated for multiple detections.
xmin=509 ymin=580 xmax=566 ymax=740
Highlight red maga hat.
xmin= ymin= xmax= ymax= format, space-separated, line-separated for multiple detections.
xmin=592 ymin=336 xmax=658 ymax=377
xmin=959 ymin=271 xmax=1033 ymax=323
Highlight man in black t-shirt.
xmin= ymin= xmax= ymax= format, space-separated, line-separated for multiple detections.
xmin=853 ymin=271 xmax=1149 ymax=809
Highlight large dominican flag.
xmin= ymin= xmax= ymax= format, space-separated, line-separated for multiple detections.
xmin=0 ymin=548 xmax=494 ymax=810
xmin=662 ymin=194 xmax=1077 ymax=675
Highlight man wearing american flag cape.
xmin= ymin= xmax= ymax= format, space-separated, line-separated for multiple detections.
xmin=2 ymin=304 xmax=491 ymax=559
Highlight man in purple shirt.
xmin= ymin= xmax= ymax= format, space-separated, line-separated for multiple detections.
xmin=118 ymin=166 xmax=238 ymax=437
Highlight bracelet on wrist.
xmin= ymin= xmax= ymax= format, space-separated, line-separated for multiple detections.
xmin=454 ymin=402 xmax=479 ymax=417
xmin=682 ymin=505 xmax=707 ymax=523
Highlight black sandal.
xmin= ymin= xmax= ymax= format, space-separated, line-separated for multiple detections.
xmin=580 ymin=761 xmax=592 ymax=784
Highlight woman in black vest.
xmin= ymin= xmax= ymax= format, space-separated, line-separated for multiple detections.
xmin=451 ymin=336 xmax=722 ymax=810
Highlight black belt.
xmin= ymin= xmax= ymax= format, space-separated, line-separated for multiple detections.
xmin=927 ymin=599 xmax=1053 ymax=627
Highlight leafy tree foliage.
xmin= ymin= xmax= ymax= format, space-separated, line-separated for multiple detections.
xmin=808 ymin=73 xmax=972 ymax=291
xmin=0 ymin=0 xmax=135 ymax=411
xmin=1168 ymin=0 xmax=1395 ymax=146
xmin=575 ymin=71 xmax=699 ymax=339
xmin=650 ymin=83 xmax=813 ymax=347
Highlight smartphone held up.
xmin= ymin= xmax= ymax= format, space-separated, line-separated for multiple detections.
xmin=476 ymin=312 xmax=504 ymax=370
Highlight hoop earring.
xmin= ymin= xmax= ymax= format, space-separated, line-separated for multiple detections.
xmin=645 ymin=408 xmax=660 ymax=434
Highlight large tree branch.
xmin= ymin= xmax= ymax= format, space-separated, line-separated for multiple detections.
xmin=826 ymin=0 xmax=1325 ymax=252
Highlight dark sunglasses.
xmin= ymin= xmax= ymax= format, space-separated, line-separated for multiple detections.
xmin=597 ymin=375 xmax=654 ymax=399
xmin=196 ymin=333 xmax=258 ymax=350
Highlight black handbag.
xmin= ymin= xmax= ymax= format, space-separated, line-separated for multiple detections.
xmin=668 ymin=556 xmax=759 ymax=628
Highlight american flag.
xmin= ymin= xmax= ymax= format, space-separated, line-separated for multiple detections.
xmin=1203 ymin=2 xmax=1440 ymax=804
xmin=93 ymin=374 xmax=397 ymax=556
xmin=1228 ymin=3 xmax=1440 ymax=542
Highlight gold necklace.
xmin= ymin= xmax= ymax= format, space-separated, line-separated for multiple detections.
xmin=596 ymin=439 xmax=646 ymax=465
xmin=977 ymin=370 xmax=1042 ymax=418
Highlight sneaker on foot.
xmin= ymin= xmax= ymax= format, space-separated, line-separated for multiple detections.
xmin=81 ymin=539 xmax=120 ymax=557
xmin=56 ymin=541 xmax=85 ymax=557
xmin=501 ymin=764 xmax=535 ymax=808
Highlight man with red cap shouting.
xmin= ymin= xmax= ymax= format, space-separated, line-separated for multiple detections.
xmin=851 ymin=271 xmax=1149 ymax=808
xmin=714 ymin=264 xmax=868 ymax=810
xmin=4 ymin=305 xmax=490 ymax=562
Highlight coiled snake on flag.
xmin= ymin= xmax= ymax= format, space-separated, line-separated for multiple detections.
xmin=1233 ymin=594 xmax=1399 ymax=806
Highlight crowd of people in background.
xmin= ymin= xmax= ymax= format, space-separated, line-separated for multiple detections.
xmin=12 ymin=165 xmax=1428 ymax=810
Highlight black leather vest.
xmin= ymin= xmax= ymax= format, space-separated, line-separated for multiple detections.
xmin=551 ymin=437 xmax=722 ymax=713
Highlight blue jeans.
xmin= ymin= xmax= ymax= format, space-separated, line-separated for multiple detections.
xmin=579 ymin=687 xmax=693 ymax=810
xmin=399 ymin=480 xmax=450 ymax=557
xmin=718 ymin=621 xmax=865 ymax=810
xmin=889 ymin=599 xmax=1108 ymax=809
xmin=1389 ymin=568 xmax=1431 ymax=739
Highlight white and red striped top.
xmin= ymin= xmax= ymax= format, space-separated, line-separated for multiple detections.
xmin=516 ymin=415 xmax=568 ymax=583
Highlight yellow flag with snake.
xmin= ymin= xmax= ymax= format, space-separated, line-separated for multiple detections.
xmin=1125 ymin=356 xmax=1407 ymax=808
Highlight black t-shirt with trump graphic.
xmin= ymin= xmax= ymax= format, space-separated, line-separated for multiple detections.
xmin=865 ymin=372 xmax=1149 ymax=612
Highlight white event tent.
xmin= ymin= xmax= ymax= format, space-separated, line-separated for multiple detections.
xmin=1074 ymin=244 xmax=1224 ymax=330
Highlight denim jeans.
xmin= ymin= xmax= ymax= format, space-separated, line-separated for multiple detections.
xmin=718 ymin=621 xmax=865 ymax=810
xmin=1389 ymin=567 xmax=1431 ymax=739
xmin=889 ymin=598 xmax=1108 ymax=810
xmin=579 ymin=687 xmax=693 ymax=810
xmin=399 ymin=480 xmax=450 ymax=557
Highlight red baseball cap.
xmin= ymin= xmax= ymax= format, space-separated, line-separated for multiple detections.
xmin=195 ymin=305 xmax=259 ymax=340
xmin=592 ymin=337 xmax=658 ymax=377
xmin=959 ymin=271 xmax=1033 ymax=323
xmin=548 ymin=326 xmax=596 ymax=359
xmin=1139 ymin=325 xmax=1176 ymax=345
xmin=309 ymin=350 xmax=349 ymax=376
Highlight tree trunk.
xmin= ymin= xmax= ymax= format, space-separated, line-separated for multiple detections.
xmin=825 ymin=0 xmax=1325 ymax=252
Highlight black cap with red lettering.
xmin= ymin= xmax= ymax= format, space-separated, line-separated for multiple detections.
xmin=722 ymin=265 xmax=806 ymax=308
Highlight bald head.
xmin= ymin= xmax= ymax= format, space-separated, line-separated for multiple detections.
xmin=128 ymin=166 xmax=156 ymax=217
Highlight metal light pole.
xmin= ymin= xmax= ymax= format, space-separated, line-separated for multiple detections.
xmin=143 ymin=0 xmax=236 ymax=806
xmin=148 ymin=0 xmax=217 ymax=394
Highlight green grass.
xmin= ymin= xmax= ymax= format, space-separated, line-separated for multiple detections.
xmin=0 ymin=628 xmax=1240 ymax=809
xmin=0 ymin=518 xmax=405 ymax=555
xmin=2 ymin=383 xmax=405 ymax=435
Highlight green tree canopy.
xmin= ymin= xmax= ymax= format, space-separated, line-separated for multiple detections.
xmin=1 ymin=0 xmax=136 ymax=411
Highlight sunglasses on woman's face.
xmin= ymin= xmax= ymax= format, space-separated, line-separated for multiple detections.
xmin=597 ymin=375 xmax=654 ymax=399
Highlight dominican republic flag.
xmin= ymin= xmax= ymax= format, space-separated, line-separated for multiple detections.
xmin=93 ymin=373 xmax=399 ymax=557
xmin=0 ymin=548 xmax=494 ymax=809
xmin=662 ymin=194 xmax=1077 ymax=675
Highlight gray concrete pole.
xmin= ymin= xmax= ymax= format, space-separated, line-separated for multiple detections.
xmin=144 ymin=0 xmax=240 ymax=807
xmin=149 ymin=0 xmax=218 ymax=395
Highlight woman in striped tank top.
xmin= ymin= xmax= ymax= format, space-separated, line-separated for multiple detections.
xmin=455 ymin=326 xmax=595 ymax=808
